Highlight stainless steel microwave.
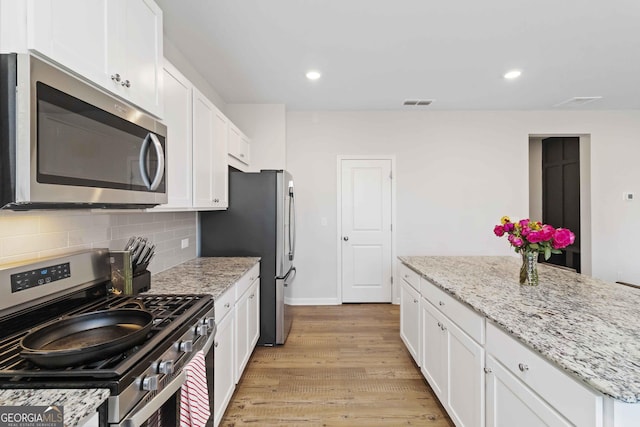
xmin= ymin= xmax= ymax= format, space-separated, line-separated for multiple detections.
xmin=0 ymin=53 xmax=167 ymax=210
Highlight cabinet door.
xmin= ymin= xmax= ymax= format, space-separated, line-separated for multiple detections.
xmin=160 ymin=60 xmax=192 ymax=208
xmin=448 ymin=320 xmax=485 ymax=427
xmin=211 ymin=110 xmax=229 ymax=208
xmin=420 ymin=298 xmax=448 ymax=402
xmin=192 ymin=88 xmax=215 ymax=208
xmin=486 ymin=356 xmax=571 ymax=427
xmin=27 ymin=0 xmax=110 ymax=87
xmin=234 ymin=289 xmax=249 ymax=384
xmin=248 ymin=279 xmax=260 ymax=349
xmin=238 ymin=135 xmax=250 ymax=165
xmin=213 ymin=310 xmax=235 ymax=427
xmin=228 ymin=125 xmax=241 ymax=159
xmin=400 ymin=280 xmax=420 ymax=365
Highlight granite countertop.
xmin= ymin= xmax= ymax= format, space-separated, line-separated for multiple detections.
xmin=0 ymin=388 xmax=109 ymax=427
xmin=399 ymin=256 xmax=640 ymax=403
xmin=149 ymin=257 xmax=260 ymax=298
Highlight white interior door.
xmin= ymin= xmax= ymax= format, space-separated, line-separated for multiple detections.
xmin=340 ymin=158 xmax=392 ymax=302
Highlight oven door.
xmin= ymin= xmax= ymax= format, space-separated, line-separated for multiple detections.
xmin=112 ymin=328 xmax=216 ymax=427
xmin=14 ymin=54 xmax=167 ymax=208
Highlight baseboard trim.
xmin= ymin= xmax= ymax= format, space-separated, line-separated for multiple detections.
xmin=285 ymin=297 xmax=340 ymax=306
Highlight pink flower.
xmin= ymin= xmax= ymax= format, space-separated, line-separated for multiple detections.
xmin=539 ymin=224 xmax=555 ymax=241
xmin=520 ymin=225 xmax=531 ymax=237
xmin=508 ymin=234 xmax=524 ymax=247
xmin=553 ymin=228 xmax=575 ymax=249
xmin=503 ymin=222 xmax=515 ymax=232
xmin=526 ymin=231 xmax=543 ymax=243
xmin=494 ymin=225 xmax=505 ymax=237
xmin=519 ymin=219 xmax=530 ymax=228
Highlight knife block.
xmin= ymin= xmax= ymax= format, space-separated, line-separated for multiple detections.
xmin=109 ymin=251 xmax=151 ymax=295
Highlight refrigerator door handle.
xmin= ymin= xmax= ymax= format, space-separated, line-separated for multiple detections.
xmin=283 ymin=266 xmax=297 ymax=285
xmin=288 ymin=185 xmax=296 ymax=261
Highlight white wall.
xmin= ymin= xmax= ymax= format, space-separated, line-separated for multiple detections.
xmin=286 ymin=110 xmax=640 ymax=303
xmin=0 ymin=211 xmax=197 ymax=275
xmin=226 ymin=104 xmax=287 ymax=171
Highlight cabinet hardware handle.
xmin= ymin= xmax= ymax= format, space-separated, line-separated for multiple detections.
xmin=441 ymin=325 xmax=447 ymax=331
xmin=214 ymin=342 xmax=219 ymax=348
xmin=518 ymin=363 xmax=529 ymax=372
xmin=224 ymin=302 xmax=230 ymax=308
xmin=437 ymin=321 xmax=442 ymax=328
xmin=439 ymin=301 xmax=445 ymax=306
xmin=343 ymin=236 xmax=349 ymax=241
xmin=121 ymin=79 xmax=131 ymax=88
xmin=413 ymin=299 xmax=418 ymax=303
xmin=111 ymin=73 xmax=121 ymax=82
xmin=250 ymin=294 xmax=255 ymax=298
xmin=484 ymin=367 xmax=492 ymax=374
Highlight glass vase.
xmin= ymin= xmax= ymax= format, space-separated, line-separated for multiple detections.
xmin=519 ymin=251 xmax=539 ymax=286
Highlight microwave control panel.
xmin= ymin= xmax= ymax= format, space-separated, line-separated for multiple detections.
xmin=10 ymin=263 xmax=71 ymax=293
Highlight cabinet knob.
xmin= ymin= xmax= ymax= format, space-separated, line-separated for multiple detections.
xmin=240 ymin=153 xmax=245 ymax=158
xmin=111 ymin=73 xmax=121 ymax=82
xmin=484 ymin=367 xmax=492 ymax=374
xmin=518 ymin=363 xmax=529 ymax=372
xmin=250 ymin=293 xmax=255 ymax=299
xmin=224 ymin=302 xmax=230 ymax=308
xmin=343 ymin=236 xmax=349 ymax=241
xmin=214 ymin=341 xmax=219 ymax=348
xmin=437 ymin=321 xmax=442 ymax=328
xmin=404 ymin=274 xmax=409 ymax=278
xmin=121 ymin=79 xmax=131 ymax=88
xmin=441 ymin=325 xmax=447 ymax=331
xmin=439 ymin=301 xmax=445 ymax=306
xmin=413 ymin=298 xmax=418 ymax=303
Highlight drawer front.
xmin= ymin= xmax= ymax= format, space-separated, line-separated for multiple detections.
xmin=420 ymin=279 xmax=485 ymax=344
xmin=399 ymin=263 xmax=420 ymax=291
xmin=215 ymin=286 xmax=236 ymax=322
xmin=486 ymin=322 xmax=603 ymax=427
xmin=235 ymin=263 xmax=260 ymax=301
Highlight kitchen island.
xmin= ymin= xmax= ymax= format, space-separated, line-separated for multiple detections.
xmin=399 ymin=256 xmax=640 ymax=427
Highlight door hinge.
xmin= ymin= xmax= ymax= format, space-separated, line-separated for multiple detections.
xmin=391 ymin=276 xmax=393 ymax=285
xmin=390 ymin=223 xmax=393 ymax=232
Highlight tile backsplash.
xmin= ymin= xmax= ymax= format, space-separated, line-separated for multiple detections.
xmin=0 ymin=211 xmax=197 ymax=274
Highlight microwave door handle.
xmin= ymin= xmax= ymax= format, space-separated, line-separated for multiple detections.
xmin=138 ymin=133 xmax=165 ymax=191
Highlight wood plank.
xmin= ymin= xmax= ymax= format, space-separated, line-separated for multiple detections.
xmin=221 ymin=304 xmax=453 ymax=426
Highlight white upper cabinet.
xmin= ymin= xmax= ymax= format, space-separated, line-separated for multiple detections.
xmin=26 ymin=0 xmax=163 ymax=118
xmin=228 ymin=123 xmax=251 ymax=171
xmin=192 ymin=88 xmax=228 ymax=210
xmin=159 ymin=60 xmax=192 ymax=209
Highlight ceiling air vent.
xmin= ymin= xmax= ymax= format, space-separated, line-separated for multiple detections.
xmin=554 ymin=96 xmax=602 ymax=107
xmin=403 ymin=99 xmax=434 ymax=107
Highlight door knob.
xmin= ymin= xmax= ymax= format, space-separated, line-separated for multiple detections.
xmin=343 ymin=236 xmax=349 ymax=241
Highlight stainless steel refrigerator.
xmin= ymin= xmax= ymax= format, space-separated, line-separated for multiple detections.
xmin=200 ymin=169 xmax=296 ymax=345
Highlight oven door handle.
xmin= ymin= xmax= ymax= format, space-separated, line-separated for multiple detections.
xmin=203 ymin=323 xmax=217 ymax=354
xmin=139 ymin=132 xmax=165 ymax=191
xmin=116 ymin=371 xmax=186 ymax=427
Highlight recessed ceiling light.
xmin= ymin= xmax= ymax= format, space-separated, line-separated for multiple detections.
xmin=306 ymin=70 xmax=321 ymax=80
xmin=504 ymin=70 xmax=522 ymax=80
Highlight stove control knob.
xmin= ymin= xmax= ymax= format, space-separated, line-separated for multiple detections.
xmin=179 ymin=340 xmax=193 ymax=353
xmin=142 ymin=375 xmax=159 ymax=391
xmin=158 ymin=360 xmax=174 ymax=375
xmin=203 ymin=317 xmax=215 ymax=329
xmin=195 ymin=324 xmax=208 ymax=337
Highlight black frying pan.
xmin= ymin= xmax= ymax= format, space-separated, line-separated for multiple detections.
xmin=19 ymin=307 xmax=154 ymax=368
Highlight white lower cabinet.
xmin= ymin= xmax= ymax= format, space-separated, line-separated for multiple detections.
xmin=420 ymin=297 xmax=484 ymax=427
xmin=213 ymin=263 xmax=260 ymax=426
xmin=400 ymin=280 xmax=420 ymax=365
xmin=213 ymin=305 xmax=234 ymax=427
xmin=485 ymin=355 xmax=570 ymax=427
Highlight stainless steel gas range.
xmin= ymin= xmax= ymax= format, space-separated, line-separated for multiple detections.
xmin=0 ymin=249 xmax=215 ymax=427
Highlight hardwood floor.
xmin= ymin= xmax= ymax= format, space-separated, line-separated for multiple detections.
xmin=221 ymin=304 xmax=453 ymax=426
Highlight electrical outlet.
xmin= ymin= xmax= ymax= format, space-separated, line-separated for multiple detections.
xmin=181 ymin=238 xmax=189 ymax=249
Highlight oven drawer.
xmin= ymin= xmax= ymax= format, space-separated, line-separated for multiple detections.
xmin=215 ymin=287 xmax=235 ymax=322
xmin=235 ymin=263 xmax=260 ymax=302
